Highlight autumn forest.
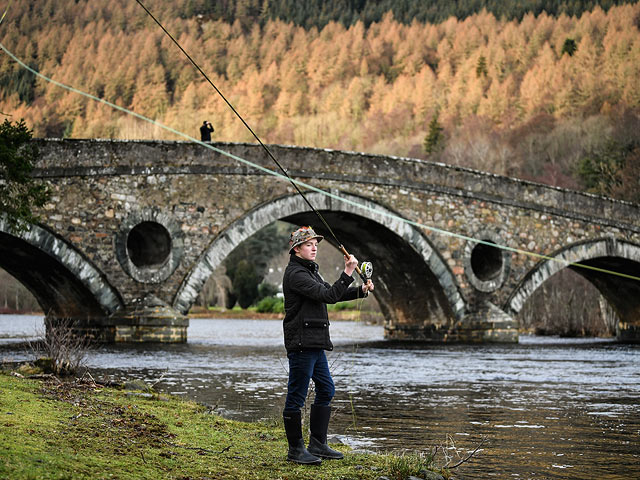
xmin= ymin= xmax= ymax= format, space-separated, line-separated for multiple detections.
xmin=1 ymin=0 xmax=639 ymax=200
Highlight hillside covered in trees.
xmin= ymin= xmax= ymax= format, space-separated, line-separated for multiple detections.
xmin=1 ymin=0 xmax=639 ymax=200
xmin=130 ymin=0 xmax=638 ymax=29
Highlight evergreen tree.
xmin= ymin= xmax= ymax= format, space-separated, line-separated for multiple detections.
xmin=476 ymin=55 xmax=488 ymax=77
xmin=561 ymin=37 xmax=578 ymax=56
xmin=423 ymin=113 xmax=445 ymax=155
xmin=612 ymin=147 xmax=640 ymax=203
xmin=0 ymin=119 xmax=50 ymax=232
xmin=233 ymin=259 xmax=260 ymax=309
xmin=577 ymin=139 xmax=637 ymax=196
xmin=0 ymin=65 xmax=37 ymax=104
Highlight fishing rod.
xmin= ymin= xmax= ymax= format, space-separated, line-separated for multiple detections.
xmin=133 ymin=0 xmax=372 ymax=283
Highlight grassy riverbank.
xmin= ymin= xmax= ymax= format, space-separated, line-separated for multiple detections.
xmin=0 ymin=372 xmax=448 ymax=480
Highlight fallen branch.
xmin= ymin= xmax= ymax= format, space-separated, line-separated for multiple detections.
xmin=449 ymin=437 xmax=486 ymax=469
xmin=78 ymin=370 xmax=98 ymax=388
xmin=149 ymin=370 xmax=168 ymax=390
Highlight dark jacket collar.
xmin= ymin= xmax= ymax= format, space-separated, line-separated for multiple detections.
xmin=290 ymin=253 xmax=318 ymax=272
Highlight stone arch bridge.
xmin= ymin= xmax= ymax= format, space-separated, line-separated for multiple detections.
xmin=2 ymin=139 xmax=639 ymax=343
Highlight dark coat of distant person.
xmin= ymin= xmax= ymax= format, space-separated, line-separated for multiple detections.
xmin=200 ymin=121 xmax=214 ymax=142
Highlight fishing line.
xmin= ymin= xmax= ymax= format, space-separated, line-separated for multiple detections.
xmin=1 ymin=42 xmax=639 ymax=284
xmin=133 ymin=0 xmax=344 ymax=252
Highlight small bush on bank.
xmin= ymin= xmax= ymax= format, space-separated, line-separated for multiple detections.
xmin=256 ymin=296 xmax=284 ymax=313
xmin=328 ymin=300 xmax=358 ymax=311
xmin=384 ymin=450 xmax=441 ymax=480
xmin=257 ymin=282 xmax=279 ymax=300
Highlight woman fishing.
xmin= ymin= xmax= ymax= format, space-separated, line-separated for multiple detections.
xmin=281 ymin=226 xmax=374 ymax=465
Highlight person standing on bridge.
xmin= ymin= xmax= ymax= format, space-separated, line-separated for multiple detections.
xmin=199 ymin=120 xmax=214 ymax=142
xmin=281 ymin=226 xmax=374 ymax=465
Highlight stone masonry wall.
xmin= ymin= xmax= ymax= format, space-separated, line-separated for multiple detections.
xmin=30 ymin=139 xmax=640 ymax=328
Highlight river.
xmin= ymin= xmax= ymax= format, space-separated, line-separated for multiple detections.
xmin=1 ymin=314 xmax=638 ymax=479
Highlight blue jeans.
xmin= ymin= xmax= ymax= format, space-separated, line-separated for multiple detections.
xmin=283 ymin=349 xmax=335 ymax=413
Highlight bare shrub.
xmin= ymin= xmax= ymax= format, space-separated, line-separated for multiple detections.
xmin=440 ymin=115 xmax=514 ymax=176
xmin=29 ymin=317 xmax=91 ymax=376
xmin=510 ymin=114 xmax=614 ymax=189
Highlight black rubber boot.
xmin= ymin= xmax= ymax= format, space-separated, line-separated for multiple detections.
xmin=283 ymin=410 xmax=322 ymax=465
xmin=307 ymin=405 xmax=344 ymax=460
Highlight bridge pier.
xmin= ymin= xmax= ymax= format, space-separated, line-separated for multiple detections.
xmin=384 ymin=301 xmax=519 ymax=343
xmin=448 ymin=302 xmax=519 ymax=343
xmin=617 ymin=322 xmax=640 ymax=343
xmin=53 ymin=296 xmax=188 ymax=343
xmin=104 ymin=296 xmax=188 ymax=343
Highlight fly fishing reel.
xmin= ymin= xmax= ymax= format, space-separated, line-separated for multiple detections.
xmin=359 ymin=261 xmax=373 ymax=282
xmin=339 ymin=245 xmax=373 ymax=283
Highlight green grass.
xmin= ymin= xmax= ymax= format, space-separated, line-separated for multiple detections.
xmin=0 ymin=373 xmax=449 ymax=480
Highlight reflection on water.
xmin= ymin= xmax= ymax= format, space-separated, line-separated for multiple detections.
xmin=1 ymin=315 xmax=639 ymax=479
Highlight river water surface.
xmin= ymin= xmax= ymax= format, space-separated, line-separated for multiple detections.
xmin=1 ymin=315 xmax=638 ymax=479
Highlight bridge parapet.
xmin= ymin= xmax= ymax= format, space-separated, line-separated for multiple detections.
xmin=34 ymin=139 xmax=640 ymax=231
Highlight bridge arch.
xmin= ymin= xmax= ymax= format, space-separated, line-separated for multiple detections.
xmin=173 ymin=192 xmax=466 ymax=328
xmin=507 ymin=238 xmax=640 ymax=330
xmin=0 ymin=217 xmax=123 ymax=318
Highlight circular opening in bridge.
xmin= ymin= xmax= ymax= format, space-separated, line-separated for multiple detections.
xmin=126 ymin=221 xmax=171 ymax=268
xmin=470 ymin=241 xmax=503 ymax=281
